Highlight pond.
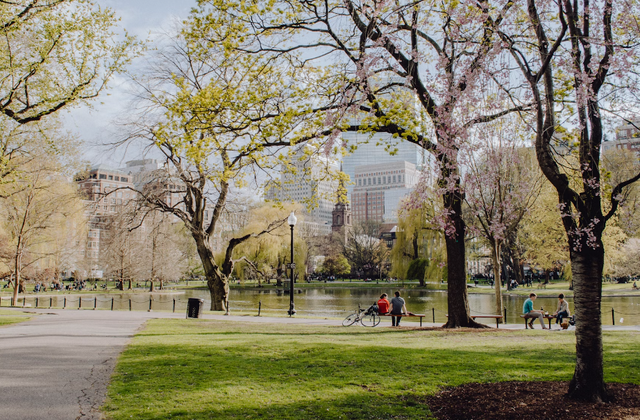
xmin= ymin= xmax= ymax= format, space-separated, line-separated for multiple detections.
xmin=31 ymin=285 xmax=637 ymax=326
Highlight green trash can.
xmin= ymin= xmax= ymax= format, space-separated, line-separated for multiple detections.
xmin=187 ymin=298 xmax=204 ymax=318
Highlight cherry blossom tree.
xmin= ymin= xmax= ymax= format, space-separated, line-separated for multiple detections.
xmin=465 ymin=123 xmax=542 ymax=320
xmin=501 ymin=0 xmax=640 ymax=401
xmin=196 ymin=0 xmax=529 ymax=327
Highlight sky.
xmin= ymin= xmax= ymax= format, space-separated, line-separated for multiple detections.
xmin=64 ymin=0 xmax=196 ymax=168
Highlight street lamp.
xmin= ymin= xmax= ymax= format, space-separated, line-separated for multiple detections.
xmin=287 ymin=211 xmax=297 ymax=316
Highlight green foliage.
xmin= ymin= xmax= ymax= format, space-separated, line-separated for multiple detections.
xmin=601 ymin=149 xmax=640 ymax=276
xmin=0 ymin=0 xmax=139 ymax=125
xmin=320 ymin=254 xmax=351 ymax=277
xmin=406 ymin=258 xmax=427 ymax=281
xmin=518 ymin=178 xmax=569 ymax=272
xmin=390 ymin=191 xmax=446 ymax=282
xmin=103 ymin=319 xmax=640 ymax=420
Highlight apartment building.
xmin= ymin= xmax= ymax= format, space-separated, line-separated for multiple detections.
xmin=603 ymin=121 xmax=640 ymax=154
xmin=76 ymin=165 xmax=136 ymax=275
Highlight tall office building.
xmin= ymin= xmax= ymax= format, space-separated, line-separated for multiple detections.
xmin=341 ymin=133 xmax=425 ymax=197
xmin=265 ymin=147 xmax=339 ymax=235
xmin=351 ymin=161 xmax=420 ymax=223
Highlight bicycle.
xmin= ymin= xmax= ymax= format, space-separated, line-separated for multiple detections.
xmin=342 ymin=304 xmax=380 ymax=327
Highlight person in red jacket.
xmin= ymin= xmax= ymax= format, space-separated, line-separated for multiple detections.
xmin=377 ymin=293 xmax=390 ymax=315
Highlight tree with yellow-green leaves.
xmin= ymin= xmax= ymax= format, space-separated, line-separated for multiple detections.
xmin=0 ymin=0 xmax=138 ymax=186
xmin=0 ymin=152 xmax=85 ymax=303
xmin=0 ymin=0 xmax=136 ymax=123
xmin=465 ymin=126 xmax=542 ymax=321
xmin=231 ymin=203 xmax=302 ymax=286
xmin=600 ymin=148 xmax=640 ymax=278
xmin=518 ymin=178 xmax=570 ymax=281
xmin=390 ymin=187 xmax=446 ymax=286
xmin=123 ymin=14 xmax=335 ymax=312
xmin=319 ymin=254 xmax=350 ymax=277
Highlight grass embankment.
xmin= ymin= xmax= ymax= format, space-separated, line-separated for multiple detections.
xmin=103 ymin=320 xmax=640 ymax=420
xmin=0 ymin=309 xmax=32 ymax=326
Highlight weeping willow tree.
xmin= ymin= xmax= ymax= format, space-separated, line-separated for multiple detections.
xmin=233 ymin=203 xmax=307 ymax=286
xmin=390 ymin=187 xmax=446 ymax=286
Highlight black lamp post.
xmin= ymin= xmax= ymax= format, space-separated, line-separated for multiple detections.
xmin=287 ymin=211 xmax=297 ymax=316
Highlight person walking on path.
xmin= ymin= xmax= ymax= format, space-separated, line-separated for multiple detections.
xmin=390 ymin=291 xmax=407 ymax=327
xmin=523 ymin=292 xmax=547 ymax=329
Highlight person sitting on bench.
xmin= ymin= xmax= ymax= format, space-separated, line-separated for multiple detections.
xmin=377 ymin=293 xmax=390 ymax=315
xmin=553 ymin=293 xmax=570 ymax=327
xmin=523 ymin=293 xmax=547 ymax=329
xmin=390 ymin=291 xmax=407 ymax=327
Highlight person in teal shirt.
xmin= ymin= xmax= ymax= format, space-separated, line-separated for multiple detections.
xmin=523 ymin=293 xmax=547 ymax=329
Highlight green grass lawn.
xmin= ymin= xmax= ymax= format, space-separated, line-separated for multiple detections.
xmin=103 ymin=320 xmax=640 ymax=420
xmin=0 ymin=309 xmax=32 ymax=326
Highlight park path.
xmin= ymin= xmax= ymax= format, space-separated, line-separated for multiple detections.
xmin=0 ymin=308 xmax=346 ymax=420
xmin=0 ymin=309 xmax=180 ymax=420
xmin=0 ymin=308 xmax=636 ymax=420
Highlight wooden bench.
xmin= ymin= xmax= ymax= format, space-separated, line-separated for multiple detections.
xmin=471 ymin=315 xmax=503 ymax=328
xmin=520 ymin=313 xmax=555 ymax=329
xmin=445 ymin=314 xmax=504 ymax=328
xmin=379 ymin=313 xmax=426 ymax=327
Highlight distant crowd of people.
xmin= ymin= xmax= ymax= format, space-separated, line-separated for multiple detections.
xmin=32 ymin=280 xmax=88 ymax=293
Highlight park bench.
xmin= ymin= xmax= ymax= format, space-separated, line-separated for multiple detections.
xmin=445 ymin=314 xmax=504 ymax=328
xmin=520 ymin=313 xmax=555 ymax=329
xmin=471 ymin=314 xmax=503 ymax=328
xmin=378 ymin=313 xmax=426 ymax=327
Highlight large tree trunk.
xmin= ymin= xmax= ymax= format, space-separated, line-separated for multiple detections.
xmin=208 ymin=272 xmax=230 ymax=313
xmin=568 ymin=246 xmax=609 ymax=402
xmin=442 ymin=191 xmax=485 ymax=328
xmin=12 ymin=251 xmax=22 ymax=304
xmin=194 ymin=233 xmax=229 ymax=312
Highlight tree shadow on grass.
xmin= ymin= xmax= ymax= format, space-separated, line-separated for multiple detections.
xmin=105 ymin=341 xmax=583 ymax=420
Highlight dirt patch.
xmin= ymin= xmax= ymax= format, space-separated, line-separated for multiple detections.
xmin=426 ymin=381 xmax=640 ymax=419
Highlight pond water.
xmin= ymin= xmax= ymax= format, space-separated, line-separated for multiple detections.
xmin=211 ymin=287 xmax=640 ymax=326
xmin=15 ymin=286 xmax=640 ymax=326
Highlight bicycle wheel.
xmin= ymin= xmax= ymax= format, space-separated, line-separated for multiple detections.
xmin=361 ymin=313 xmax=380 ymax=327
xmin=343 ymin=313 xmax=359 ymax=327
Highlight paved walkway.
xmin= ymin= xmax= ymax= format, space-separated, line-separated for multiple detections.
xmin=0 ymin=309 xmax=183 ymax=420
xmin=0 ymin=308 xmax=637 ymax=420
